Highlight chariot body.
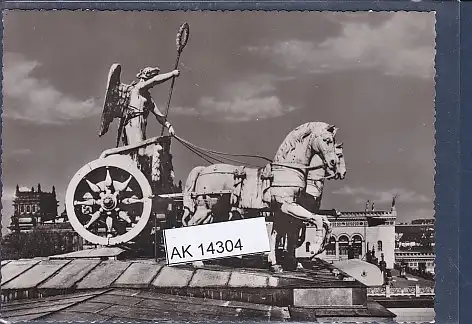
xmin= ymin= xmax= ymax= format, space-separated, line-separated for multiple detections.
xmin=66 ymin=127 xmax=344 ymax=269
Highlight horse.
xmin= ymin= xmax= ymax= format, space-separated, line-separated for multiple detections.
xmin=181 ymin=122 xmax=339 ymax=271
xmin=271 ymin=142 xmax=346 ymax=271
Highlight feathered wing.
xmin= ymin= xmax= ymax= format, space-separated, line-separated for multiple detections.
xmin=99 ymin=64 xmax=131 ymax=138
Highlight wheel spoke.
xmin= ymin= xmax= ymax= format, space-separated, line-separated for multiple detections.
xmin=85 ymin=179 xmax=101 ymax=193
xmin=113 ymin=175 xmax=132 ymax=193
xmin=74 ymin=199 xmax=99 ymax=206
xmin=84 ymin=210 xmax=102 ymax=229
xmin=122 ymin=196 xmax=145 ymax=205
xmin=96 ymin=169 xmax=114 ymax=192
xmin=118 ymin=210 xmax=132 ymax=223
xmin=105 ymin=169 xmax=113 ymax=187
xmin=106 ymin=216 xmax=113 ymax=237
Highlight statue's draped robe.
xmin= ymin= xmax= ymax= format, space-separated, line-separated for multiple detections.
xmin=101 ymin=81 xmax=174 ymax=196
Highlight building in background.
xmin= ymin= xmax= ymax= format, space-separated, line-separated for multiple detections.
xmin=395 ymin=218 xmax=435 ymax=274
xmin=3 ymin=184 xmax=83 ymax=259
xmin=8 ymin=184 xmax=59 ymax=233
xmin=297 ymin=199 xmax=397 ymax=269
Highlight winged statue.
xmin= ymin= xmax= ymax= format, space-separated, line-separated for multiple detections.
xmin=98 ymin=64 xmax=180 ymax=148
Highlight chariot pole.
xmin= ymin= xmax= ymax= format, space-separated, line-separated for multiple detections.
xmin=160 ymin=22 xmax=190 ymax=136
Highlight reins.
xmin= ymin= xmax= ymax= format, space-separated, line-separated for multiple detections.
xmin=173 ymin=135 xmax=272 ymax=168
xmin=173 ymin=135 xmax=336 ymax=179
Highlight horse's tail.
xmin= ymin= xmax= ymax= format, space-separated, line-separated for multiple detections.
xmin=182 ymin=166 xmax=206 ymax=225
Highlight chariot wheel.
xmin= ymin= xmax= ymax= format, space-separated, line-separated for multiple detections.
xmin=65 ymin=155 xmax=153 ymax=246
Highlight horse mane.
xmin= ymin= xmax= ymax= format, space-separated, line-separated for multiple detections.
xmin=274 ymin=122 xmax=329 ymax=161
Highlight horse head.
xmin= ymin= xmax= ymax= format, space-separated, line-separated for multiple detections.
xmin=309 ymin=124 xmax=338 ymax=175
xmin=274 ymin=122 xmax=339 ymax=171
xmin=308 ymin=141 xmax=346 ymax=181
xmin=334 ymin=142 xmax=346 ymax=180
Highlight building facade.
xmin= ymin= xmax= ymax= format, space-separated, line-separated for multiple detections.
xmin=395 ymin=219 xmax=435 ymax=274
xmin=296 ymin=202 xmax=397 ymax=269
xmin=394 ymin=250 xmax=435 ymax=274
xmin=8 ymin=184 xmax=59 ymax=233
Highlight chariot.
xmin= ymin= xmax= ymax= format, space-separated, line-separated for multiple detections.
xmin=65 ymin=121 xmax=344 ymax=271
xmin=65 ymin=135 xmax=180 ymax=248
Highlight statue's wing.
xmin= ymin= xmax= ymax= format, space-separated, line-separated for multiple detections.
xmin=99 ymin=64 xmax=126 ymax=137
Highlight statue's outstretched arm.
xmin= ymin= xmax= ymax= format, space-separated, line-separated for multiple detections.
xmin=152 ymin=104 xmax=166 ymax=123
xmin=151 ymin=103 xmax=175 ymax=136
xmin=139 ymin=70 xmax=180 ymax=91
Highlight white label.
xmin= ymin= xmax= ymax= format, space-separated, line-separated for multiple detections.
xmin=163 ymin=217 xmax=270 ymax=265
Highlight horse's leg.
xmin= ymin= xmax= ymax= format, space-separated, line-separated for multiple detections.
xmin=295 ymin=221 xmax=306 ymax=270
xmin=181 ymin=166 xmax=207 ymax=227
xmin=280 ymin=202 xmax=331 ymax=256
xmin=266 ymin=221 xmax=276 ymax=266
xmin=187 ymin=206 xmax=212 ymax=226
xmin=280 ymin=202 xmax=324 ymax=229
xmin=229 ymin=207 xmax=243 ymax=221
xmin=297 ymin=224 xmax=306 ymax=248
xmin=181 ymin=207 xmax=192 ymax=226
xmin=285 ymin=223 xmax=300 ymax=271
xmin=267 ymin=221 xmax=284 ymax=272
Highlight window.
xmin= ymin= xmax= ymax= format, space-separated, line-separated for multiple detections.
xmin=352 ymin=235 xmax=363 ymax=258
xmin=338 ymin=235 xmax=349 ymax=256
xmin=20 ymin=205 xmax=24 ymax=213
xmin=305 ymin=242 xmax=311 ymax=253
xmin=26 ymin=205 xmax=31 ymax=213
xmin=377 ymin=240 xmax=383 ymax=252
xmin=326 ymin=237 xmax=336 ymax=256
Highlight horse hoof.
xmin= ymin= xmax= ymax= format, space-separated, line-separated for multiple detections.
xmin=270 ymin=265 xmax=284 ymax=273
xmin=193 ymin=261 xmax=204 ymax=268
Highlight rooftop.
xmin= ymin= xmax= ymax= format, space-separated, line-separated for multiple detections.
xmin=1 ymin=250 xmax=396 ymax=321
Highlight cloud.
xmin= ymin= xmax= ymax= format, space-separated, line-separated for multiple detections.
xmin=173 ymin=75 xmax=297 ymax=122
xmin=1 ymin=188 xmax=16 ymax=201
xmin=248 ymin=12 xmax=435 ymax=79
xmin=333 ymin=186 xmax=431 ymax=204
xmin=3 ymin=52 xmax=100 ymax=124
xmin=4 ymin=148 xmax=32 ymax=157
xmin=411 ymin=208 xmax=436 ymax=219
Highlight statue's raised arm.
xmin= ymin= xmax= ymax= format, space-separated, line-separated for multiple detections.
xmin=137 ymin=68 xmax=180 ymax=91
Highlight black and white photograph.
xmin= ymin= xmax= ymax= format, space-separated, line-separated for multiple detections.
xmin=1 ymin=10 xmax=436 ymax=322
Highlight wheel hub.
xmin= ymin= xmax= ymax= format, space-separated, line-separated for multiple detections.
xmin=102 ymin=195 xmax=117 ymax=210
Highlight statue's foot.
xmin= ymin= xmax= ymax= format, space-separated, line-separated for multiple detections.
xmin=270 ymin=264 xmax=284 ymax=273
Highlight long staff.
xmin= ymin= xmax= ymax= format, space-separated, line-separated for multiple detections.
xmin=160 ymin=22 xmax=190 ymax=136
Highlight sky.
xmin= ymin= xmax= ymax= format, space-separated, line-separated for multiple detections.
xmin=1 ymin=11 xmax=436 ymax=233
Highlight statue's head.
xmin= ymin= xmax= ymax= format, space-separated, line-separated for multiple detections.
xmin=136 ymin=67 xmax=160 ymax=80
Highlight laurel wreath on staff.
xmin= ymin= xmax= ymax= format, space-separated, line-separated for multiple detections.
xmin=160 ymin=22 xmax=190 ymax=136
